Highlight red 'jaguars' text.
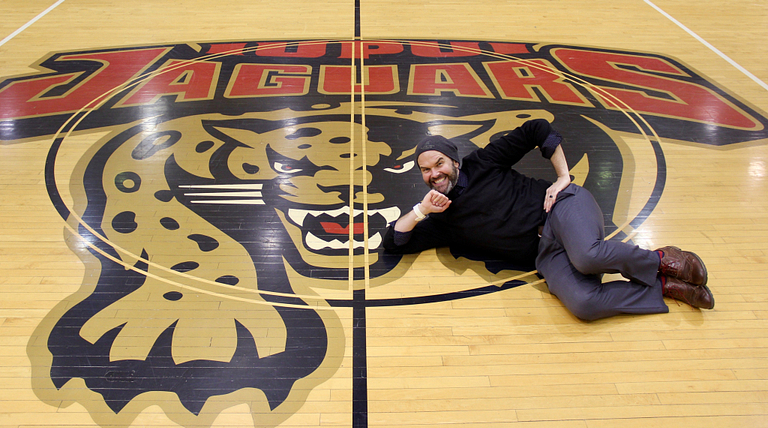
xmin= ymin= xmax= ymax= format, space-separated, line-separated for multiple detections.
xmin=0 ymin=40 xmax=760 ymax=130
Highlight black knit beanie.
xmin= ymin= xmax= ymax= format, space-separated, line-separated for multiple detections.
xmin=415 ymin=135 xmax=460 ymax=164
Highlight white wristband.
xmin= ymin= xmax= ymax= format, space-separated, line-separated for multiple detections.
xmin=412 ymin=203 xmax=427 ymax=221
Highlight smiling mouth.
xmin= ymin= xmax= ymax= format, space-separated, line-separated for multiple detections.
xmin=287 ymin=206 xmax=401 ymax=252
xmin=432 ymin=176 xmax=446 ymax=186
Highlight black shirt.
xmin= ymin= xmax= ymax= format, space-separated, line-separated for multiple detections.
xmin=383 ymin=119 xmax=562 ymax=269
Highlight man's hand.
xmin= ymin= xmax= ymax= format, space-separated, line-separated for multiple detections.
xmin=421 ymin=189 xmax=452 ymax=214
xmin=544 ymin=145 xmax=570 ymax=213
xmin=544 ymin=175 xmax=570 ymax=213
xmin=394 ymin=190 xmax=452 ymax=233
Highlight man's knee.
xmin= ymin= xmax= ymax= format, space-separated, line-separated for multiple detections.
xmin=568 ymin=243 xmax=604 ymax=276
xmin=561 ymin=292 xmax=612 ymax=321
xmin=567 ymin=301 xmax=609 ymax=321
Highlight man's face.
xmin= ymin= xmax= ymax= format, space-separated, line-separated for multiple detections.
xmin=418 ymin=150 xmax=460 ymax=195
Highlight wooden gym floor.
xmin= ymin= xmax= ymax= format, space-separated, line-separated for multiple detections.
xmin=1 ymin=1 xmax=767 ymax=427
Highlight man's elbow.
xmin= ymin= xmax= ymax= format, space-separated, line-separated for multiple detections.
xmin=382 ymin=227 xmax=402 ymax=253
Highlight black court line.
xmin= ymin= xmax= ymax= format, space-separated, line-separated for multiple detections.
xmin=355 ymin=0 xmax=361 ymax=39
xmin=328 ymin=280 xmax=526 ymax=308
xmin=352 ymin=1 xmax=368 ymax=426
xmin=352 ymin=289 xmax=368 ymax=428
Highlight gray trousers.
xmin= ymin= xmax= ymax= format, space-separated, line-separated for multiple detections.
xmin=535 ymin=185 xmax=668 ymax=321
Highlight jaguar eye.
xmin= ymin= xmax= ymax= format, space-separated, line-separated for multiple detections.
xmin=273 ymin=162 xmax=302 ymax=174
xmin=384 ymin=160 xmax=414 ymax=174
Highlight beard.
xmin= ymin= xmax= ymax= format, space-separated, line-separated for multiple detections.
xmin=428 ymin=163 xmax=460 ymax=195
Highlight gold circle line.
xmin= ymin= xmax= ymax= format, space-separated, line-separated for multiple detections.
xmin=51 ymin=39 xmax=664 ymax=304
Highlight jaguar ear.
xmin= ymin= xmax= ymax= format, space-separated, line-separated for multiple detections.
xmin=426 ymin=109 xmax=554 ymax=149
xmin=207 ymin=126 xmax=279 ymax=180
xmin=426 ymin=123 xmax=489 ymax=141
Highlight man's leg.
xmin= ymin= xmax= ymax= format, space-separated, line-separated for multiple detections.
xmin=538 ymin=249 xmax=668 ymax=321
xmin=536 ymin=185 xmax=668 ymax=320
xmin=547 ymin=185 xmax=660 ymax=285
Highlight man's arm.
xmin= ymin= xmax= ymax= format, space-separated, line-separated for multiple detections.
xmin=383 ymin=190 xmax=453 ymax=253
xmin=393 ymin=189 xmax=451 ymax=233
xmin=477 ymin=119 xmax=559 ymax=167
xmin=543 ymin=144 xmax=571 ymax=213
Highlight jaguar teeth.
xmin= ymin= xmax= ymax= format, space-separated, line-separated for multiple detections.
xmin=288 ymin=205 xmax=398 ymax=250
xmin=306 ymin=232 xmax=383 ymax=250
xmin=287 ymin=206 xmax=401 ymax=228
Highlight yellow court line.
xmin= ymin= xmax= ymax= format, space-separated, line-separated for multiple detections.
xmin=348 ymin=40 xmax=357 ymax=293
xmin=360 ymin=42 xmax=371 ymax=291
xmin=50 ymin=39 xmax=663 ymax=305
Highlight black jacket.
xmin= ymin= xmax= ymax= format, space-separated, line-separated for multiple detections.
xmin=383 ymin=119 xmax=562 ymax=269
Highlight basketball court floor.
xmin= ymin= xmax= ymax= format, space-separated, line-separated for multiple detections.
xmin=1 ymin=1 xmax=767 ymax=427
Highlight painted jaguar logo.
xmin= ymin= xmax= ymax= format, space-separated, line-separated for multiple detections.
xmin=8 ymin=39 xmax=766 ymax=427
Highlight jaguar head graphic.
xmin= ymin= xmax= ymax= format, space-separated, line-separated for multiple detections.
xmin=165 ymin=103 xmax=568 ymax=278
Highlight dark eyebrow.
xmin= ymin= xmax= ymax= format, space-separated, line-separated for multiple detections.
xmin=419 ymin=155 xmax=446 ymax=170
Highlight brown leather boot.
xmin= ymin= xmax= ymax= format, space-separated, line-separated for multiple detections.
xmin=662 ymin=276 xmax=715 ymax=310
xmin=656 ymin=246 xmax=708 ymax=286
